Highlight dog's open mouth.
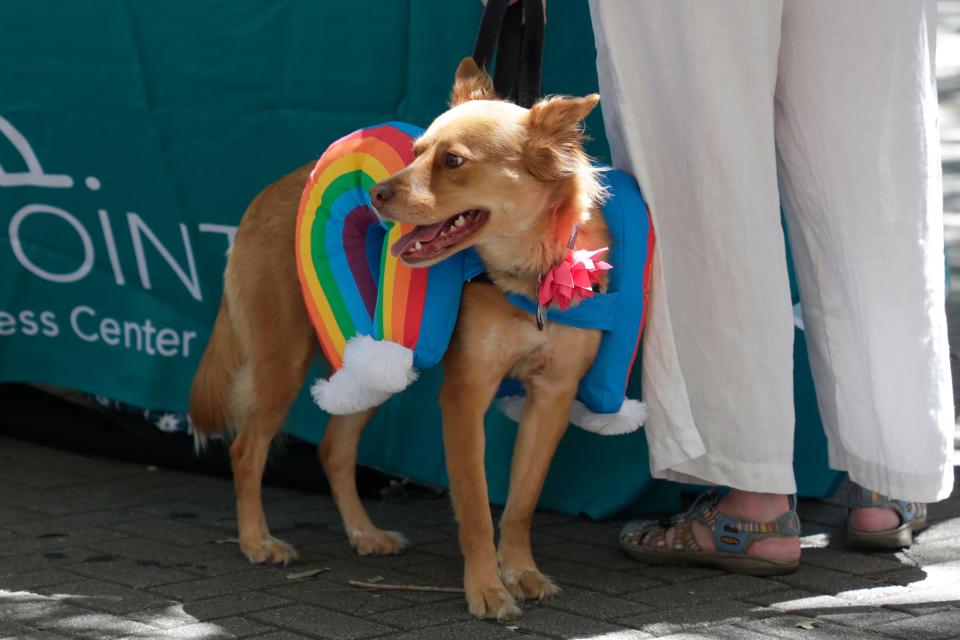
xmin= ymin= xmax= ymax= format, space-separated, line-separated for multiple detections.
xmin=389 ymin=209 xmax=489 ymax=262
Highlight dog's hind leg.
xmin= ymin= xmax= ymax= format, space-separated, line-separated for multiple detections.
xmin=230 ymin=429 xmax=296 ymax=565
xmin=216 ymin=162 xmax=320 ymax=565
xmin=229 ymin=354 xmax=308 ymax=565
xmin=226 ymin=340 xmax=314 ymax=566
xmin=497 ymin=382 xmax=577 ymax=602
xmin=318 ymin=409 xmax=408 ymax=556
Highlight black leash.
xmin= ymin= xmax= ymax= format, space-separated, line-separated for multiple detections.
xmin=471 ymin=0 xmax=548 ymax=329
xmin=472 ymin=0 xmax=544 ymax=108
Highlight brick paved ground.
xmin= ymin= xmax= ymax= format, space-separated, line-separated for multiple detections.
xmin=0 ymin=436 xmax=959 ymax=640
xmin=3 ymin=3 xmax=960 ymax=640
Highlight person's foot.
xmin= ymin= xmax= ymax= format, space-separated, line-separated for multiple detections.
xmin=848 ymin=506 xmax=901 ymax=532
xmin=846 ymin=483 xmax=927 ymax=550
xmin=662 ymin=490 xmax=801 ymax=565
xmin=619 ymin=489 xmax=801 ymax=575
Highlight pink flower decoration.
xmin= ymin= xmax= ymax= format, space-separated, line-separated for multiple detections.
xmin=538 ymin=248 xmax=612 ymax=312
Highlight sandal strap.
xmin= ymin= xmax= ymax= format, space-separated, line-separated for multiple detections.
xmin=625 ymin=490 xmax=721 ymax=552
xmin=665 ymin=490 xmax=721 ymax=552
xmin=624 ymin=490 xmax=801 ymax=555
xmin=710 ymin=495 xmax=801 ymax=554
xmin=847 ymin=483 xmax=922 ymax=525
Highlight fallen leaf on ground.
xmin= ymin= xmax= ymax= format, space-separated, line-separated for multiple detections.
xmin=287 ymin=567 xmax=331 ymax=580
xmin=795 ymin=620 xmax=816 ymax=630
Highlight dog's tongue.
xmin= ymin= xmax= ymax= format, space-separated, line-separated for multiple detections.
xmin=390 ymin=221 xmax=447 ymax=257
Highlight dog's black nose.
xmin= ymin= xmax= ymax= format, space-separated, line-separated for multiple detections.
xmin=370 ymin=183 xmax=395 ymax=205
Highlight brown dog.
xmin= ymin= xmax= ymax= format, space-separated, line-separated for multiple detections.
xmin=190 ymin=58 xmax=607 ymax=620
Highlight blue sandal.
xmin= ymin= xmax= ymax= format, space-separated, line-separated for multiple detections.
xmin=846 ymin=484 xmax=927 ymax=550
xmin=620 ymin=490 xmax=801 ymax=576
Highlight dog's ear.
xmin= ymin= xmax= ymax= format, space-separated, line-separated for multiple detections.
xmin=450 ymin=57 xmax=496 ymax=106
xmin=523 ymin=94 xmax=600 ymax=181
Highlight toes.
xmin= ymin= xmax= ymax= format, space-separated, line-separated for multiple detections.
xmin=501 ymin=569 xmax=527 ymax=601
xmin=381 ymin=530 xmax=410 ymax=554
xmin=468 ymin=586 xmax=520 ymax=621
xmin=271 ymin=540 xmax=299 ymax=566
xmin=242 ymin=537 xmax=299 ymax=566
xmin=503 ymin=569 xmax=560 ymax=602
xmin=467 ymin=595 xmax=486 ymax=619
xmin=495 ymin=596 xmax=522 ymax=622
xmin=504 ymin=575 xmax=527 ymax=601
xmin=350 ymin=528 xmax=409 ymax=556
xmin=521 ymin=571 xmax=560 ymax=601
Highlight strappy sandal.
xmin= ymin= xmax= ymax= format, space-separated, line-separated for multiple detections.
xmin=846 ymin=483 xmax=927 ymax=550
xmin=619 ymin=490 xmax=801 ymax=576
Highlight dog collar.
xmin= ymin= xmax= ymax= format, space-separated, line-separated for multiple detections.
xmin=535 ymin=224 xmax=612 ymax=330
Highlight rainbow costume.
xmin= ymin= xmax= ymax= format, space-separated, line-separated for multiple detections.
xmin=296 ymin=123 xmax=654 ymax=435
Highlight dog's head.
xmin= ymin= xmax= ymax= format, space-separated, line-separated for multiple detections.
xmin=373 ymin=58 xmax=600 ymax=268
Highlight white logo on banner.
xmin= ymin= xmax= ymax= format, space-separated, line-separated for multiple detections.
xmin=0 ymin=116 xmax=74 ymax=188
xmin=0 ymin=115 xmax=239 ymax=357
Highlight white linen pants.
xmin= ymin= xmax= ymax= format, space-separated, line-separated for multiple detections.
xmin=589 ymin=0 xmax=954 ymax=501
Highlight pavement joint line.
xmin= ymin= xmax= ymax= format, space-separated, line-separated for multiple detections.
xmin=252 ymin=610 xmax=405 ymax=639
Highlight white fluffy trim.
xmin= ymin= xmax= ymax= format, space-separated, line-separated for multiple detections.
xmin=496 ymin=395 xmax=646 ymax=436
xmin=311 ymin=335 xmax=418 ymax=415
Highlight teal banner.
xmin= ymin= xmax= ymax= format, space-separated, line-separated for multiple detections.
xmin=0 ymin=1 xmax=841 ymax=517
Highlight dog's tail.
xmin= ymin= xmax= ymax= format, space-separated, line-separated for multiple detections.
xmin=189 ymin=298 xmax=242 ymax=434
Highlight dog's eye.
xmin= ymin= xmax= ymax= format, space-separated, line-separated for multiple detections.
xmin=445 ymin=153 xmax=465 ymax=169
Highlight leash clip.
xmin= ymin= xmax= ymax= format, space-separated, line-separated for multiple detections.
xmin=567 ymin=223 xmax=579 ymax=250
xmin=536 ymin=274 xmax=546 ymax=331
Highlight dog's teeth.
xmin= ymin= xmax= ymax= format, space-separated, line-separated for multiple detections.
xmin=455 ymin=215 xmax=466 ymax=227
xmin=414 ymin=241 xmax=422 ymax=250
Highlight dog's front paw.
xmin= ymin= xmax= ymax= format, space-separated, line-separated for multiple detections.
xmin=240 ymin=535 xmax=298 ymax=566
xmin=501 ymin=568 xmax=560 ymax=602
xmin=464 ymin=571 xmax=521 ymax=621
xmin=348 ymin=527 xmax=409 ymax=556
